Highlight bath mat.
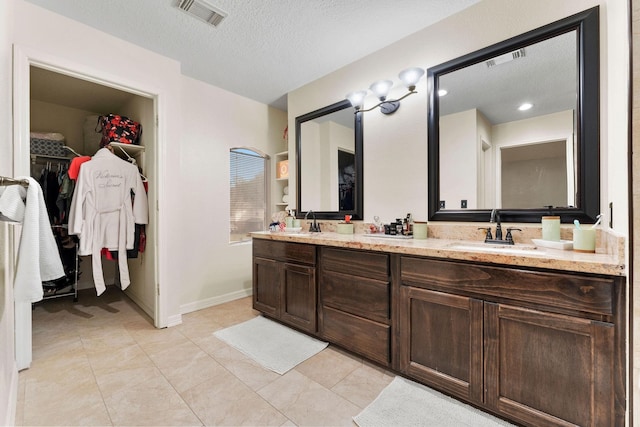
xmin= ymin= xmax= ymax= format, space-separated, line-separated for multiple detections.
xmin=213 ymin=316 xmax=328 ymax=374
xmin=353 ymin=377 xmax=515 ymax=427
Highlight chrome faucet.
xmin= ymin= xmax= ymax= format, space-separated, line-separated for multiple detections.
xmin=305 ymin=210 xmax=321 ymax=233
xmin=479 ymin=209 xmax=521 ymax=245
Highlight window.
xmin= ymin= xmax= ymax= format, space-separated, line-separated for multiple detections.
xmin=230 ymin=148 xmax=268 ymax=243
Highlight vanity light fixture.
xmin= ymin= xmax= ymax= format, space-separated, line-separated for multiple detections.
xmin=346 ymin=67 xmax=425 ymax=115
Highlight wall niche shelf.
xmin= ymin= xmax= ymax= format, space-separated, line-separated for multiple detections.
xmin=274 ymin=150 xmax=289 ymax=212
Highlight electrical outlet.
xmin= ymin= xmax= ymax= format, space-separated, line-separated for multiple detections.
xmin=461 ymin=200 xmax=467 ymax=208
xmin=439 ymin=200 xmax=445 ymax=209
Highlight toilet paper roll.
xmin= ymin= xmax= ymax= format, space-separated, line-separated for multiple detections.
xmin=283 ymin=186 xmax=289 ymax=195
xmin=282 ymin=194 xmax=289 ymax=203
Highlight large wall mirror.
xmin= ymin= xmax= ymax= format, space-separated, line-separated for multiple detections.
xmin=428 ymin=6 xmax=599 ymax=223
xmin=296 ymin=100 xmax=363 ymax=220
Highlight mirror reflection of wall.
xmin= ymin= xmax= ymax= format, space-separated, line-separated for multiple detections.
xmin=299 ymin=108 xmax=355 ymax=212
xmin=501 ymin=140 xmax=568 ymax=208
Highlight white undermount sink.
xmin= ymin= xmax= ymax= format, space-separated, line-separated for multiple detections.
xmin=447 ymin=242 xmax=540 ymax=256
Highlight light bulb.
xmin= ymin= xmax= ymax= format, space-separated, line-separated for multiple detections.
xmin=369 ymin=80 xmax=393 ymax=101
xmin=346 ymin=91 xmax=367 ymax=109
xmin=399 ymin=67 xmax=425 ymax=90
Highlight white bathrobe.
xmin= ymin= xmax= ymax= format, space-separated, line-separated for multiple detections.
xmin=69 ymin=148 xmax=148 ymax=295
xmin=0 ymin=176 xmax=65 ymax=302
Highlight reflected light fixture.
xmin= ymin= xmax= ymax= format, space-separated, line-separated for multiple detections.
xmin=518 ymin=102 xmax=533 ymax=111
xmin=346 ymin=67 xmax=425 ymax=115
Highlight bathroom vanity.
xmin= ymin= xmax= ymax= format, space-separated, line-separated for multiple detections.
xmin=252 ymin=231 xmax=626 ymax=427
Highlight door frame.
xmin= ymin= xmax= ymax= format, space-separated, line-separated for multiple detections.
xmin=12 ymin=44 xmax=166 ymax=370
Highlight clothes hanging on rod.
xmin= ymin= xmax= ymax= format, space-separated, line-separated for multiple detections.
xmin=29 ymin=153 xmax=80 ymax=301
xmin=0 ymin=176 xmax=65 ymax=302
xmin=31 ymin=154 xmax=72 ymax=225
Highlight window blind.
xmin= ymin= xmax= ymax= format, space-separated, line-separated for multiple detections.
xmin=230 ymin=148 xmax=267 ymax=243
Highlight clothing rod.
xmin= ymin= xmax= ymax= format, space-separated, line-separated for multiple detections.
xmin=0 ymin=176 xmax=29 ymax=187
xmin=31 ymin=154 xmax=72 ymax=162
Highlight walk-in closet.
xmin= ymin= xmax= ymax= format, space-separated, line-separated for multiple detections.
xmin=28 ymin=65 xmax=158 ymax=325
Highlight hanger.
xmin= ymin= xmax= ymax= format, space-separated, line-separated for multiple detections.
xmin=115 ymin=144 xmax=136 ymax=165
xmin=114 ymin=144 xmax=148 ymax=182
xmin=63 ymin=146 xmax=82 ymax=157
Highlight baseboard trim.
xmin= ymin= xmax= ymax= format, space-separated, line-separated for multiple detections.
xmin=180 ymin=288 xmax=252 ymax=315
xmin=166 ymin=313 xmax=182 ymax=328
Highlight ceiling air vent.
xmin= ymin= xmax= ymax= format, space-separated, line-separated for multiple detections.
xmin=486 ymin=48 xmax=526 ymax=68
xmin=177 ymin=0 xmax=227 ymax=27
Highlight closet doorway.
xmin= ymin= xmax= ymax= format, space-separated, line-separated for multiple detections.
xmin=13 ymin=48 xmax=161 ymax=370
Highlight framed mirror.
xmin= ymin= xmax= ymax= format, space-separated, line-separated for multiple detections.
xmin=296 ymin=100 xmax=363 ymax=220
xmin=428 ymin=6 xmax=599 ymax=223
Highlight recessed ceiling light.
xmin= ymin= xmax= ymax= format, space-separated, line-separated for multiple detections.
xmin=438 ymin=89 xmax=448 ymax=97
xmin=518 ymin=103 xmax=533 ymax=111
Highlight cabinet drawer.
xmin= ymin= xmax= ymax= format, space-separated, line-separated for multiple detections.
xmin=321 ymin=306 xmax=390 ymax=366
xmin=321 ymin=270 xmax=390 ymax=324
xmin=253 ymin=239 xmax=316 ymax=265
xmin=321 ymin=247 xmax=389 ymax=281
xmin=400 ymin=256 xmax=614 ymax=317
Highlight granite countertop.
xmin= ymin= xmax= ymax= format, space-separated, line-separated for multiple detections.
xmin=251 ymin=231 xmax=626 ymax=277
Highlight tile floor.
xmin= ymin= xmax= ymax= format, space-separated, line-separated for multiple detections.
xmin=15 ymin=287 xmax=395 ymax=426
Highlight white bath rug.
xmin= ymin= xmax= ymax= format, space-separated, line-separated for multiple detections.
xmin=354 ymin=376 xmax=515 ymax=427
xmin=213 ymin=316 xmax=328 ymax=375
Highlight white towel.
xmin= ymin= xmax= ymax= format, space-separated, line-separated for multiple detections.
xmin=0 ymin=176 xmax=65 ymax=302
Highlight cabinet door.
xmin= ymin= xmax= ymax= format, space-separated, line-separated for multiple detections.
xmin=399 ymin=286 xmax=484 ymax=403
xmin=253 ymin=257 xmax=281 ymax=317
xmin=484 ymin=303 xmax=614 ymax=427
xmin=280 ymin=263 xmax=316 ymax=333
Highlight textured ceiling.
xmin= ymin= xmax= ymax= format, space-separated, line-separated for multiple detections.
xmin=23 ymin=0 xmax=480 ymax=111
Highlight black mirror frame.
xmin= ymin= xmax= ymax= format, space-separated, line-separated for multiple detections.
xmin=428 ymin=6 xmax=599 ymax=224
xmin=295 ymin=99 xmax=364 ymax=220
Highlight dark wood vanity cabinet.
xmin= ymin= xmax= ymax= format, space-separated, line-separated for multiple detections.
xmin=252 ymin=239 xmax=317 ymax=333
xmin=252 ymin=239 xmax=625 ymax=427
xmin=399 ymin=256 xmax=625 ymax=427
xmin=318 ymin=247 xmax=391 ymax=366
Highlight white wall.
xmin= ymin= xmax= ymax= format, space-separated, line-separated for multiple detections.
xmin=177 ymin=75 xmax=286 ymax=310
xmin=288 ymin=0 xmax=629 ymax=233
xmin=0 ymin=0 xmax=17 ymax=423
